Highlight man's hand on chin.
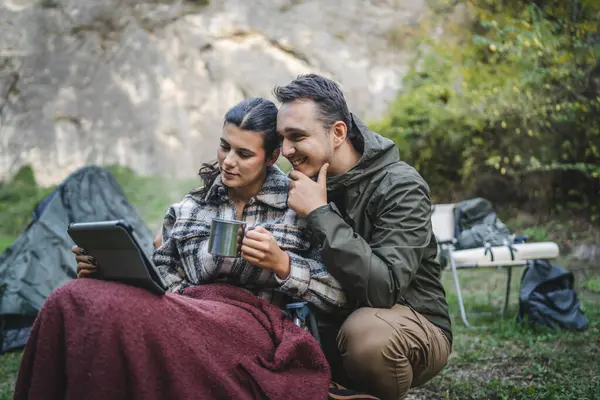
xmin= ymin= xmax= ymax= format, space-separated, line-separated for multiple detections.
xmin=287 ymin=163 xmax=329 ymax=217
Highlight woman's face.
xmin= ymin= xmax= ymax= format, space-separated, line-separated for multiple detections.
xmin=217 ymin=123 xmax=272 ymax=190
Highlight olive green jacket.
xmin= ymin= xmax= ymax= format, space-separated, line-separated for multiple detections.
xmin=307 ymin=115 xmax=452 ymax=342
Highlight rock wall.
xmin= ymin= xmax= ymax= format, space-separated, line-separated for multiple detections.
xmin=0 ymin=0 xmax=431 ymax=184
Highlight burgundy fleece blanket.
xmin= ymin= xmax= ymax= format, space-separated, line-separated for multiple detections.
xmin=14 ymin=279 xmax=330 ymax=400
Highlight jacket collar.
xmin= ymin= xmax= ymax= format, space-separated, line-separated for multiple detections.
xmin=326 ymin=113 xmax=399 ymax=192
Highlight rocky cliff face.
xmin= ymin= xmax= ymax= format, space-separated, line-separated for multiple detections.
xmin=1 ymin=0 xmax=430 ymax=184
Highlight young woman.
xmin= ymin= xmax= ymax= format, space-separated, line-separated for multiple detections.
xmin=77 ymin=97 xmax=346 ymax=312
xmin=14 ymin=98 xmax=348 ymax=400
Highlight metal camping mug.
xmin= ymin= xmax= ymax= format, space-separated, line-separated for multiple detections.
xmin=207 ymin=218 xmax=246 ymax=257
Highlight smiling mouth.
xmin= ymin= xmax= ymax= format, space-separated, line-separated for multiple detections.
xmin=223 ymin=170 xmax=238 ymax=177
xmin=290 ymin=157 xmax=307 ymax=167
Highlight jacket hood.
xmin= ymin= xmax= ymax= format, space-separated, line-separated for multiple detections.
xmin=327 ymin=114 xmax=400 ymax=192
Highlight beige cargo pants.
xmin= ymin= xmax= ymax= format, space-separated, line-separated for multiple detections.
xmin=326 ymin=304 xmax=451 ymax=400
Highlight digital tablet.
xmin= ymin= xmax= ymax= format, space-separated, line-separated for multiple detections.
xmin=67 ymin=220 xmax=167 ymax=295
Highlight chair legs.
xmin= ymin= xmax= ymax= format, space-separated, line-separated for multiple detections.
xmin=448 ymin=253 xmax=472 ymax=328
xmin=448 ymin=253 xmax=515 ymax=328
xmin=286 ymin=301 xmax=321 ymax=344
xmin=502 ymin=266 xmax=512 ymax=317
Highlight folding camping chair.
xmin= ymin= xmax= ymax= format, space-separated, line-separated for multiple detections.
xmin=431 ymin=204 xmax=560 ymax=328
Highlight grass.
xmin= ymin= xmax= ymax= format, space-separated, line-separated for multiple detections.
xmin=0 ymin=236 xmax=15 ymax=254
xmin=0 ymin=353 xmax=20 ymax=400
xmin=408 ymin=268 xmax=600 ymax=400
xmin=1 ymin=164 xmax=599 ymax=399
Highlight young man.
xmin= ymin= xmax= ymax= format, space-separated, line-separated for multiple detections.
xmin=273 ymin=74 xmax=452 ymax=400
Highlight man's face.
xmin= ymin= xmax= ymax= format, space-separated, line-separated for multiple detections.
xmin=277 ymin=100 xmax=334 ymax=178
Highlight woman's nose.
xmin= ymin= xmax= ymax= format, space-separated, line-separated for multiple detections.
xmin=223 ymin=152 xmax=236 ymax=167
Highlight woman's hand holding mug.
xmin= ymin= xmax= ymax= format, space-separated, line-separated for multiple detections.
xmin=241 ymin=226 xmax=290 ymax=279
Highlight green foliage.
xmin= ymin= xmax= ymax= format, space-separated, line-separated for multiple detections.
xmin=585 ymin=276 xmax=600 ymax=293
xmin=0 ymin=235 xmax=15 ymax=253
xmin=372 ymin=0 xmax=600 ymax=220
xmin=520 ymin=225 xmax=551 ymax=242
xmin=0 ymin=166 xmax=56 ymax=242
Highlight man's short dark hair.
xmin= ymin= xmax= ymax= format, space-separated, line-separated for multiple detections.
xmin=273 ymin=74 xmax=352 ymax=132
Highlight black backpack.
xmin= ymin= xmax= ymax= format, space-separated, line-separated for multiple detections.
xmin=517 ymin=260 xmax=589 ymax=331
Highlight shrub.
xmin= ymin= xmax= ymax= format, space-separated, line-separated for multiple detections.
xmin=372 ymin=0 xmax=600 ymax=220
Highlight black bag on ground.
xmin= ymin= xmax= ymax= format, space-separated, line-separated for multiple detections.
xmin=517 ymin=260 xmax=588 ymax=331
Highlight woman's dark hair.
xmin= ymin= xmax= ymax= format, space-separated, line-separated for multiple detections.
xmin=198 ymin=98 xmax=280 ymax=189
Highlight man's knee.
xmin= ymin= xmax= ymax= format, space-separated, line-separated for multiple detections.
xmin=339 ymin=308 xmax=400 ymax=361
xmin=337 ymin=308 xmax=413 ymax=399
xmin=336 ymin=306 xmax=451 ymax=400
xmin=339 ymin=317 xmax=413 ymax=379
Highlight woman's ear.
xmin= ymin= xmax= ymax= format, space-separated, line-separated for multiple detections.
xmin=266 ymin=148 xmax=281 ymax=167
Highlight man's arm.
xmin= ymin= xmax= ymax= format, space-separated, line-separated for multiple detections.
xmin=306 ymin=176 xmax=433 ymax=308
xmin=275 ymin=246 xmax=349 ymax=313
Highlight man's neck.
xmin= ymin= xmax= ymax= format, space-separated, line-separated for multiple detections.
xmin=328 ymin=140 xmax=362 ymax=176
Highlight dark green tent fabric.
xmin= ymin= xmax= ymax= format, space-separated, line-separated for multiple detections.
xmin=0 ymin=166 xmax=154 ymax=353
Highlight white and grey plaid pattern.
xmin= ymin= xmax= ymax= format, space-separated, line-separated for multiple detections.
xmin=152 ymin=166 xmax=348 ymax=313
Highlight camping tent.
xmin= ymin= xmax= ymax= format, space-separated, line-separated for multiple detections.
xmin=0 ymin=166 xmax=154 ymax=353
